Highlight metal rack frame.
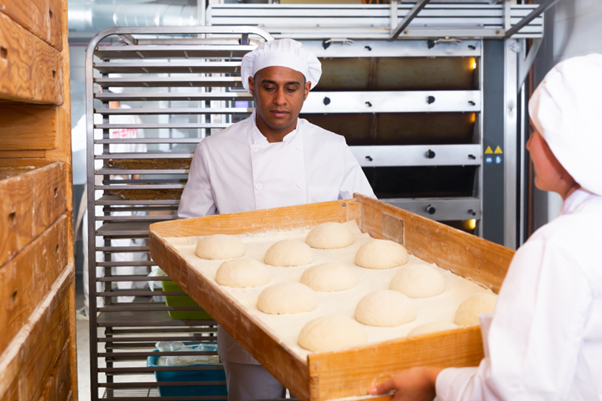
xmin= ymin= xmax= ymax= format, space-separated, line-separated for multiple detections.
xmin=85 ymin=26 xmax=273 ymax=401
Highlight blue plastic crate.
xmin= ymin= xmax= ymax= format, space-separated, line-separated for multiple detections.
xmin=147 ymin=345 xmax=227 ymax=398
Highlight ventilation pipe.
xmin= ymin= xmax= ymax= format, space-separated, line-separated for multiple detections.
xmin=68 ymin=3 xmax=198 ymax=32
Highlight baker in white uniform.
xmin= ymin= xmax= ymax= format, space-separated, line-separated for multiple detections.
xmin=178 ymin=39 xmax=375 ymax=400
xmin=369 ymin=54 xmax=602 ymax=401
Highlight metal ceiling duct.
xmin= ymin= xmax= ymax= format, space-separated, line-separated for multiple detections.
xmin=68 ymin=3 xmax=198 ymax=32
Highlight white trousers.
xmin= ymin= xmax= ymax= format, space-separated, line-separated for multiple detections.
xmin=221 ymin=359 xmax=286 ymax=401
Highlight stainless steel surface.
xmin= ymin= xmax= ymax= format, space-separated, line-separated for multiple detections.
xmin=504 ymin=37 xmax=518 ymax=249
xmin=302 ymin=91 xmax=480 ymax=114
xmin=350 ymin=145 xmax=481 ymax=167
xmin=504 ymin=0 xmax=559 ymax=38
xmin=390 ymin=0 xmax=431 ymax=39
xmin=384 ymin=197 xmax=481 ymax=221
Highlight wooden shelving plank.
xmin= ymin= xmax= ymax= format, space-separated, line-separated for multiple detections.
xmin=0 ymin=11 xmax=63 ymax=104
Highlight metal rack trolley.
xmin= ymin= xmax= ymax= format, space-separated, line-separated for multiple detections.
xmin=85 ymin=26 xmax=274 ymax=400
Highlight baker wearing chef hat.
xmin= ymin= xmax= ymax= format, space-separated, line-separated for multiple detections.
xmin=370 ymin=54 xmax=602 ymax=401
xmin=179 ymin=39 xmax=375 ymax=400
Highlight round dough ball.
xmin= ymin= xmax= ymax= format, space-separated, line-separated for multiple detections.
xmin=264 ymin=240 xmax=312 ymax=267
xmin=407 ymin=321 xmax=458 ymax=338
xmin=454 ymin=293 xmax=498 ymax=326
xmin=354 ymin=239 xmax=408 ymax=269
xmin=257 ymin=282 xmax=318 ymax=315
xmin=300 ymin=262 xmax=357 ymax=292
xmin=389 ymin=264 xmax=445 ymax=298
xmin=298 ymin=315 xmax=368 ymax=352
xmin=195 ymin=234 xmax=245 ymax=260
xmin=305 ymin=222 xmax=355 ymax=249
xmin=355 ymin=290 xmax=417 ymax=327
xmin=215 ymin=258 xmax=270 ymax=288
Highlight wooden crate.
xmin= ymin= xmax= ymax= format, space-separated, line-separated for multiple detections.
xmin=0 ymin=160 xmax=67 ymax=267
xmin=149 ymin=195 xmax=514 ymax=401
xmin=0 ymin=10 xmax=63 ymax=104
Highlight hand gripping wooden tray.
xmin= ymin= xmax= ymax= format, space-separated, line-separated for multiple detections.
xmin=149 ymin=195 xmax=514 ymax=401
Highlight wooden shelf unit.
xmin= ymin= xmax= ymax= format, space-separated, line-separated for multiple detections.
xmin=0 ymin=0 xmax=76 ymax=400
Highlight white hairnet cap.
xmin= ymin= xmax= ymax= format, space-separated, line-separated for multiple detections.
xmin=529 ymin=53 xmax=602 ymax=196
xmin=241 ymin=39 xmax=322 ymax=91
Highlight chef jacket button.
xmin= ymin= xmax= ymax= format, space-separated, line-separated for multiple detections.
xmin=295 ymin=144 xmax=302 ymax=150
xmin=255 ymin=183 xmax=263 ymax=190
xmin=297 ymin=182 xmax=304 ymax=188
xmin=251 ymin=145 xmax=259 ymax=152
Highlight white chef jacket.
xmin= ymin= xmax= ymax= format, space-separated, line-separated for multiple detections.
xmin=437 ymin=189 xmax=602 ymax=401
xmin=178 ymin=111 xmax=375 ymax=364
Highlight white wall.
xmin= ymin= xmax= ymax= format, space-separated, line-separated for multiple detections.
xmin=553 ymin=0 xmax=602 ymax=62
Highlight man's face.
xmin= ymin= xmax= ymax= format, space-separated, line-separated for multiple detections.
xmin=249 ymin=66 xmax=311 ymax=134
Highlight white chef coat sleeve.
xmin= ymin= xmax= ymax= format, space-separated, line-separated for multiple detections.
xmin=338 ymin=144 xmax=376 ymax=199
xmin=178 ymin=142 xmax=217 ymax=218
xmin=436 ymin=237 xmax=591 ymax=401
xmin=133 ymin=115 xmax=147 ymax=154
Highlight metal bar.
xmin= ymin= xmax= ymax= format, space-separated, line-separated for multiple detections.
xmin=107 ymin=327 xmax=216 ymax=335
xmin=99 ymin=305 xmax=204 ymax=312
xmin=100 ymin=351 xmax=216 ymax=357
xmin=504 ymin=38 xmax=518 ymax=249
xmin=99 ymin=336 xmax=214 ymax=342
xmin=96 ymin=261 xmax=155 ymax=267
xmin=95 ymin=92 xmax=252 ymax=101
xmin=94 ymin=153 xmax=192 ymax=159
xmin=99 ymin=366 xmax=224 ymax=373
xmin=505 ymin=0 xmax=557 ymax=38
xmin=95 ymin=77 xmax=243 ymax=88
xmin=97 ymin=276 xmax=168 ymax=283
xmin=95 ymin=184 xmax=185 ymax=190
xmin=518 ymin=38 xmax=542 ymax=91
xmin=390 ymin=0 xmax=431 ymax=39
xmin=95 ymin=107 xmax=253 ymax=115
xmin=99 ymin=382 xmax=225 ymax=389
xmin=94 ymin=123 xmax=230 ymax=130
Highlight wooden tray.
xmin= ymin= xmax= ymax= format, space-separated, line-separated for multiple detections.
xmin=149 ymin=195 xmax=514 ymax=401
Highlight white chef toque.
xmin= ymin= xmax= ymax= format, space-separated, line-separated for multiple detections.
xmin=528 ymin=53 xmax=602 ymax=196
xmin=241 ymin=39 xmax=322 ymax=91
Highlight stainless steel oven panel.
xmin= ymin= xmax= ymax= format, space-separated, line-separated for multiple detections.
xmin=384 ymin=197 xmax=481 ymax=221
xmin=303 ymin=91 xmax=480 ymax=114
xmin=351 ymin=145 xmax=481 ymax=167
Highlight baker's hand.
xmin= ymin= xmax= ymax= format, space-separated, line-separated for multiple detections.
xmin=368 ymin=367 xmax=442 ymax=401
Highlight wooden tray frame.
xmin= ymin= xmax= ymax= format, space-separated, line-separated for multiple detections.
xmin=150 ymin=195 xmax=514 ymax=401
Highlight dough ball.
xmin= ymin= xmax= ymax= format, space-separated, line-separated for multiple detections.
xmin=354 ymin=239 xmax=408 ymax=269
xmin=298 ymin=315 xmax=368 ymax=352
xmin=215 ymin=258 xmax=270 ymax=288
xmin=195 ymin=234 xmax=245 ymax=260
xmin=257 ymin=282 xmax=318 ymax=315
xmin=305 ymin=222 xmax=355 ymax=249
xmin=264 ymin=240 xmax=312 ymax=267
xmin=299 ymin=262 xmax=357 ymax=292
xmin=355 ymin=290 xmax=417 ymax=327
xmin=389 ymin=264 xmax=446 ymax=298
xmin=454 ymin=293 xmax=498 ymax=326
xmin=407 ymin=321 xmax=458 ymax=338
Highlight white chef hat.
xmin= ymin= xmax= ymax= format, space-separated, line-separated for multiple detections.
xmin=528 ymin=53 xmax=602 ymax=196
xmin=241 ymin=39 xmax=322 ymax=91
